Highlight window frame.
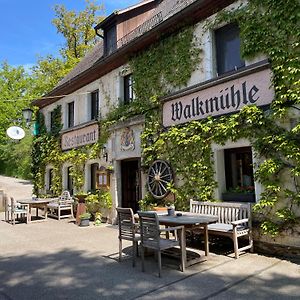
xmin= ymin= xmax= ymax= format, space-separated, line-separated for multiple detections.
xmin=90 ymin=90 xmax=99 ymax=121
xmin=67 ymin=166 xmax=73 ymax=195
xmin=104 ymin=24 xmax=117 ymax=56
xmin=123 ymin=73 xmax=134 ymax=104
xmin=67 ymin=101 xmax=74 ymax=128
xmin=214 ymin=23 xmax=245 ymax=76
xmin=50 ymin=111 xmax=55 ymax=132
xmin=224 ymin=146 xmax=255 ymax=192
xmin=90 ymin=163 xmax=99 ymax=191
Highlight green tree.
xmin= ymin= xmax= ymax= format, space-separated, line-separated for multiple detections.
xmin=52 ymin=0 xmax=104 ymax=63
xmin=0 ymin=0 xmax=105 ymax=178
xmin=0 ymin=62 xmax=32 ymax=143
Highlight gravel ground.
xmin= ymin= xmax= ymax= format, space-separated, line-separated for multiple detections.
xmin=0 ymin=175 xmax=33 ymax=200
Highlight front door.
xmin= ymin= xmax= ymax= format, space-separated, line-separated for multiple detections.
xmin=121 ymin=159 xmax=140 ymax=213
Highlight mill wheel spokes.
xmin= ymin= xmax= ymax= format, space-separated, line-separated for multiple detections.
xmin=147 ymin=160 xmax=173 ymax=199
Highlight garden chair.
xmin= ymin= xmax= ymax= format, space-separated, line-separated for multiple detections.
xmin=116 ymin=207 xmax=140 ymax=267
xmin=47 ymin=190 xmax=74 ymax=220
xmin=10 ymin=197 xmax=29 ymax=225
xmin=138 ymin=211 xmax=184 ymax=277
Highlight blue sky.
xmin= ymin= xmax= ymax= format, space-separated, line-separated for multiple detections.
xmin=0 ymin=0 xmax=138 ymax=68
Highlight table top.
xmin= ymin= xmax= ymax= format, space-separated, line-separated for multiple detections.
xmin=136 ymin=211 xmax=218 ymax=226
xmin=18 ymin=198 xmax=57 ymax=204
xmin=158 ymin=213 xmax=218 ymax=226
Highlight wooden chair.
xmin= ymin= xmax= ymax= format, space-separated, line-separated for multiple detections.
xmin=138 ymin=211 xmax=184 ymax=277
xmin=116 ymin=207 xmax=140 ymax=267
xmin=10 ymin=197 xmax=29 ymax=225
xmin=47 ymin=190 xmax=74 ymax=220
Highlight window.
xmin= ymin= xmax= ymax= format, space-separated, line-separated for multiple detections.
xmin=215 ymin=23 xmax=245 ymax=76
xmin=67 ymin=166 xmax=73 ymax=195
xmin=90 ymin=163 xmax=99 ymax=190
xmin=224 ymin=147 xmax=255 ymax=201
xmin=91 ymin=90 xmax=99 ymax=120
xmin=124 ymin=74 xmax=133 ymax=104
xmin=50 ymin=111 xmax=55 ymax=132
xmin=47 ymin=168 xmax=53 ymax=194
xmin=68 ymin=102 xmax=74 ymax=128
xmin=105 ymin=25 xmax=116 ymax=55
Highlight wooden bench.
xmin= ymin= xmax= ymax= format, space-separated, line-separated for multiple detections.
xmin=47 ymin=191 xmax=74 ymax=220
xmin=190 ymin=200 xmax=253 ymax=258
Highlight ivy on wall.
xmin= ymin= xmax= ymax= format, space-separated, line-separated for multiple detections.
xmin=132 ymin=1 xmax=300 ymax=235
xmin=32 ymin=0 xmax=300 ymax=236
xmin=32 ymin=105 xmax=109 ymax=195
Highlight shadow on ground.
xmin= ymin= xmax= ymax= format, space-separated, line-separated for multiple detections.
xmin=0 ymin=246 xmax=299 ymax=300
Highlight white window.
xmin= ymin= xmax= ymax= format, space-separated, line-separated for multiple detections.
xmin=213 ymin=140 xmax=260 ymax=203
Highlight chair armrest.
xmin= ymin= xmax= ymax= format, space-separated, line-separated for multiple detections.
xmin=160 ymin=225 xmax=184 ymax=232
xmin=231 ymin=218 xmax=249 ymax=226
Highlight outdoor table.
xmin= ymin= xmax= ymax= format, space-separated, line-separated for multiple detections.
xmin=18 ymin=198 xmax=57 ymax=223
xmin=136 ymin=211 xmax=218 ymax=270
xmin=157 ymin=213 xmax=218 ymax=269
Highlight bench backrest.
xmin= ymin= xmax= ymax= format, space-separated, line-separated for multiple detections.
xmin=60 ymin=191 xmax=72 ymax=201
xmin=190 ymin=200 xmax=251 ymax=224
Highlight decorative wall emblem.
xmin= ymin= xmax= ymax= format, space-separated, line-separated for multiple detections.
xmin=120 ymin=127 xmax=135 ymax=151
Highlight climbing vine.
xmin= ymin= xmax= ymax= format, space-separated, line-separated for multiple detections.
xmin=132 ymin=0 xmax=300 ymax=235
xmin=32 ymin=0 xmax=300 ymax=237
xmin=32 ymin=105 xmax=109 ymax=196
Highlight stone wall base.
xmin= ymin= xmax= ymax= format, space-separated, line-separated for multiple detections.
xmin=254 ymin=240 xmax=300 ymax=260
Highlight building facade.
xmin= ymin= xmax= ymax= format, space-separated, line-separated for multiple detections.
xmin=33 ymin=0 xmax=299 ymax=252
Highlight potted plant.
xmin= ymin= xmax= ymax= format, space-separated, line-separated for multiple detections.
xmin=94 ymin=212 xmax=102 ymax=226
xmin=75 ymin=192 xmax=89 ymax=203
xmin=85 ymin=189 xmax=112 ymax=222
xmin=79 ymin=212 xmax=91 ymax=227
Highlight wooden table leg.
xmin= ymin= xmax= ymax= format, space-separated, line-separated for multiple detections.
xmin=44 ymin=204 xmax=48 ymax=220
xmin=28 ymin=205 xmax=32 ymax=223
xmin=180 ymin=228 xmax=186 ymax=272
xmin=204 ymin=224 xmax=209 ymax=256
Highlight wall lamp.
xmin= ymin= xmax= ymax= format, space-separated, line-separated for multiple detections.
xmin=22 ymin=108 xmax=33 ymax=127
xmin=102 ymin=144 xmax=108 ymax=162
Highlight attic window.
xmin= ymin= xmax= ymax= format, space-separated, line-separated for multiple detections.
xmin=105 ymin=24 xmax=117 ymax=55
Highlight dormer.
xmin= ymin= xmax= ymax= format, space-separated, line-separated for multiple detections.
xmin=95 ymin=0 xmax=159 ymax=56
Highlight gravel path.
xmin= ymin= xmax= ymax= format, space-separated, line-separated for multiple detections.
xmin=0 ymin=175 xmax=33 ymax=200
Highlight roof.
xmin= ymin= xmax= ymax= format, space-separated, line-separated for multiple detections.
xmin=34 ymin=0 xmax=235 ymax=108
xmin=94 ymin=0 xmax=156 ymax=30
xmin=57 ymin=41 xmax=104 ymax=87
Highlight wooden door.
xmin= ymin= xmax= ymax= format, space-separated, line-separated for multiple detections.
xmin=121 ymin=159 xmax=140 ymax=213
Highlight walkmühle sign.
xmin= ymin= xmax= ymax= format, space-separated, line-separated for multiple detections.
xmin=162 ymin=68 xmax=274 ymax=127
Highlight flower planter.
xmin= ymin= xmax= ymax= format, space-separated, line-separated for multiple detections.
xmin=222 ymin=192 xmax=255 ymax=203
xmin=79 ymin=218 xmax=90 ymax=227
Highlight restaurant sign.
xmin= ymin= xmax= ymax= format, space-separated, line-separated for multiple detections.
xmin=162 ymin=68 xmax=274 ymax=127
xmin=61 ymin=124 xmax=99 ymax=150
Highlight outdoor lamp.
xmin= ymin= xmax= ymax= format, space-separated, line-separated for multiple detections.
xmin=22 ymin=108 xmax=33 ymax=126
xmin=102 ymin=144 xmax=108 ymax=162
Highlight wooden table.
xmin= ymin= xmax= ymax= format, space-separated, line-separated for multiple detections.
xmin=18 ymin=198 xmax=56 ymax=223
xmin=157 ymin=213 xmax=218 ymax=270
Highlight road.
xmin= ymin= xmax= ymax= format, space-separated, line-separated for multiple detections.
xmin=0 ymin=175 xmax=33 ymax=200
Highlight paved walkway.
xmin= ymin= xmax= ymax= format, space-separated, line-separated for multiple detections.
xmin=0 ymin=176 xmax=299 ymax=299
xmin=0 ymin=215 xmax=299 ymax=300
